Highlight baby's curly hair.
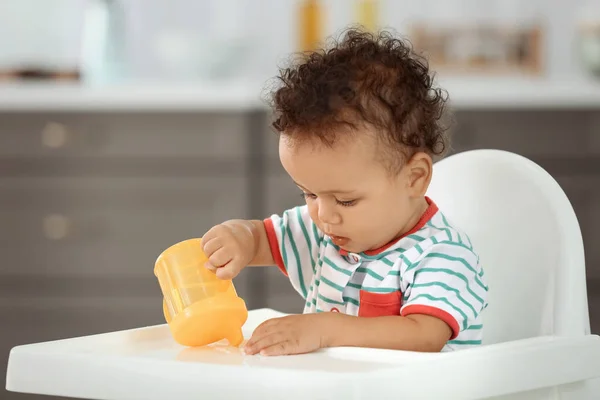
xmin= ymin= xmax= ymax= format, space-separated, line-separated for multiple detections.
xmin=268 ymin=28 xmax=451 ymax=172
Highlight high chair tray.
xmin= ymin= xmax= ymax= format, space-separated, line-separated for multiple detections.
xmin=6 ymin=308 xmax=600 ymax=400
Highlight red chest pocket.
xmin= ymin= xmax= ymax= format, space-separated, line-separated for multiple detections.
xmin=358 ymin=290 xmax=402 ymax=317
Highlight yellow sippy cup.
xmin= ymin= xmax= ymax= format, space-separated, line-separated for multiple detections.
xmin=154 ymin=238 xmax=248 ymax=347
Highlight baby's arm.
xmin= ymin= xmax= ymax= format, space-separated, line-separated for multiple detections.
xmin=326 ymin=313 xmax=452 ymax=352
xmin=202 ymin=219 xmax=275 ymax=280
xmin=244 ymin=311 xmax=451 ymax=355
xmin=222 ymin=219 xmax=276 ymax=266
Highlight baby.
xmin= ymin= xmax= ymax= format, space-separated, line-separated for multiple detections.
xmin=202 ymin=28 xmax=488 ymax=356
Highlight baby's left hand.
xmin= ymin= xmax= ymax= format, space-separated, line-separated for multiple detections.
xmin=244 ymin=313 xmax=336 ymax=356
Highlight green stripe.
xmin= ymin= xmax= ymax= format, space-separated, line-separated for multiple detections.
xmin=434 ymin=241 xmax=480 ymax=275
xmin=381 ymin=257 xmax=394 ymax=267
xmin=407 ymin=293 xmax=469 ymax=330
xmin=411 ymin=282 xmax=478 ymax=317
xmin=408 ymin=234 xmax=426 ymax=242
xmin=347 ymin=282 xmax=362 ymax=289
xmin=344 ymin=296 xmax=360 ymax=306
xmin=457 ymin=232 xmax=464 ymax=245
xmin=296 ymin=207 xmax=316 ymax=274
xmin=315 ymin=294 xmax=360 ymax=306
xmin=464 ymin=233 xmax=474 ymax=250
xmin=448 ymin=339 xmax=482 ymax=345
xmin=437 ymin=240 xmax=473 ymax=252
xmin=285 ymin=223 xmax=307 ymax=298
xmin=467 ymin=324 xmax=483 ymax=330
xmin=422 ymin=253 xmax=488 ymax=290
xmin=389 ymin=270 xmax=401 ymax=276
xmin=431 ymin=236 xmax=439 ymax=244
xmin=318 ymin=293 xmax=345 ymax=305
xmin=445 ymin=230 xmax=452 ymax=241
xmin=323 ymin=257 xmax=352 ymax=276
xmin=415 ymin=267 xmax=486 ymax=305
xmin=415 ymin=244 xmax=423 ymax=254
xmin=356 ymin=267 xmax=384 ymax=281
xmin=426 ymin=220 xmax=452 ymax=241
xmin=440 ymin=214 xmax=454 ymax=241
xmin=279 ymin=219 xmax=288 ymax=268
xmin=307 ymin=297 xmax=317 ymax=306
xmin=312 ymin=222 xmax=322 ymax=247
xmin=321 ymin=276 xmax=344 ymax=292
xmin=440 ymin=213 xmax=451 ymax=228
xmin=399 ymin=253 xmax=414 ymax=268
xmin=317 ymin=278 xmax=360 ymax=306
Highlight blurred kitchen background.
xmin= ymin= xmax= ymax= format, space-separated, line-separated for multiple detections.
xmin=1 ymin=0 xmax=600 ymax=398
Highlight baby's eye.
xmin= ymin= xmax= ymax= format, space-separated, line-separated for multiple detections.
xmin=336 ymin=199 xmax=357 ymax=207
xmin=301 ymin=192 xmax=317 ymax=200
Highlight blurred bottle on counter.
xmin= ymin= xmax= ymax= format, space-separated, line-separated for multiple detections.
xmin=80 ymin=0 xmax=128 ymax=84
xmin=356 ymin=0 xmax=378 ymax=32
xmin=298 ymin=0 xmax=324 ymax=52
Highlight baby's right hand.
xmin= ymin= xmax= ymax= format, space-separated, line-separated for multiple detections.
xmin=201 ymin=220 xmax=257 ymax=280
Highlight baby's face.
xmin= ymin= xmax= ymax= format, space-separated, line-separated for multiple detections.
xmin=279 ymin=131 xmax=426 ymax=254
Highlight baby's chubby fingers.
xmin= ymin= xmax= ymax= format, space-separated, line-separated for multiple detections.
xmin=257 ymin=341 xmax=296 ymax=357
xmin=250 ymin=317 xmax=280 ymax=337
xmin=201 ymin=226 xmax=229 ymax=271
xmin=202 ymin=240 xmax=224 ymax=272
xmin=207 ymin=247 xmax=232 ymax=268
xmin=201 ymin=221 xmax=255 ymax=279
xmin=214 ymin=258 xmax=244 ymax=280
xmin=244 ymin=332 xmax=287 ymax=356
xmin=201 ymin=227 xmax=225 ymax=256
xmin=244 ymin=318 xmax=281 ymax=353
xmin=202 ymin=237 xmax=223 ymax=258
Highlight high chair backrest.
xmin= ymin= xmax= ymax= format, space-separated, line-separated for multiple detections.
xmin=426 ymin=149 xmax=590 ymax=345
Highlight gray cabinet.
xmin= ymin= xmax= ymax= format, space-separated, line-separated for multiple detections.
xmin=0 ymin=111 xmax=299 ymax=400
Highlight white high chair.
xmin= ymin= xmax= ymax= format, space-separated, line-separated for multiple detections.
xmin=6 ymin=149 xmax=600 ymax=400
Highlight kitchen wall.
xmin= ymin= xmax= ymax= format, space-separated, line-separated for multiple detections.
xmin=1 ymin=0 xmax=598 ymax=82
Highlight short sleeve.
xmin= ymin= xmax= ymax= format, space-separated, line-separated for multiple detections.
xmin=400 ymin=243 xmax=488 ymax=339
xmin=264 ymin=205 xmax=323 ymax=299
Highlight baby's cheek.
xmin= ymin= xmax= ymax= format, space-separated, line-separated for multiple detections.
xmin=307 ymin=204 xmax=320 ymax=225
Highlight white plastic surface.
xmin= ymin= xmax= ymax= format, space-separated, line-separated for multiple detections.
xmin=6 ymin=149 xmax=600 ymax=399
xmin=6 ymin=308 xmax=600 ymax=400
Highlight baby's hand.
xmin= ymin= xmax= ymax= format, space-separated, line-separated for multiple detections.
xmin=244 ymin=314 xmax=335 ymax=356
xmin=201 ymin=220 xmax=256 ymax=280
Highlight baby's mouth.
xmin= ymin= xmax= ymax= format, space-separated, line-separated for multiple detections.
xmin=329 ymin=235 xmax=350 ymax=247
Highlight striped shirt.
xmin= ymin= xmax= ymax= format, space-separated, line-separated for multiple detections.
xmin=263 ymin=198 xmax=488 ymax=351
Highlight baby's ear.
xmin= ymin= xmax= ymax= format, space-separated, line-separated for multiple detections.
xmin=405 ymin=152 xmax=432 ymax=196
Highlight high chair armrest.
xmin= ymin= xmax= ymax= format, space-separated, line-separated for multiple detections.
xmin=348 ymin=334 xmax=600 ymax=399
